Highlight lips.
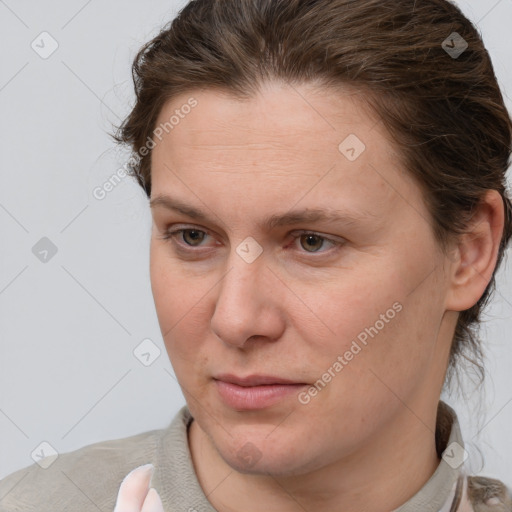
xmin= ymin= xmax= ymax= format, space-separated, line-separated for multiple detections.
xmin=213 ymin=374 xmax=309 ymax=410
xmin=214 ymin=373 xmax=306 ymax=386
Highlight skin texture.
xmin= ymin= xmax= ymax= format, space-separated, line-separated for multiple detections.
xmin=147 ymin=80 xmax=504 ymax=512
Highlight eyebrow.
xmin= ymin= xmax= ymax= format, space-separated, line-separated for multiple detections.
xmin=149 ymin=195 xmax=376 ymax=230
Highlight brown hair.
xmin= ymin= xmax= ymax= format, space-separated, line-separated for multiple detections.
xmin=111 ymin=0 xmax=512 ymax=392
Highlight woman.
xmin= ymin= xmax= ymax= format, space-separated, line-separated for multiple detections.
xmin=1 ymin=0 xmax=511 ymax=511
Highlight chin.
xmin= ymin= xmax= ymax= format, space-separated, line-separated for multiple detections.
xmin=214 ymin=430 xmax=327 ymax=477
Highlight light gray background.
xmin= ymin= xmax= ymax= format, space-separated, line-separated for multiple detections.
xmin=1 ymin=0 xmax=511 ymax=488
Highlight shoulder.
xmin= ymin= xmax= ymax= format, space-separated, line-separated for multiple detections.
xmin=0 ymin=428 xmax=163 ymax=512
xmin=467 ymin=475 xmax=512 ymax=512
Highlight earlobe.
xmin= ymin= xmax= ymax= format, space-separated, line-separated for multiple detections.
xmin=445 ymin=190 xmax=505 ymax=312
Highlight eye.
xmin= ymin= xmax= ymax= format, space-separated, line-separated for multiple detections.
xmin=159 ymin=226 xmax=343 ymax=255
xmin=291 ymin=232 xmax=341 ymax=253
xmin=171 ymin=228 xmax=207 ymax=246
xmin=160 ymin=227 xmax=210 ymax=247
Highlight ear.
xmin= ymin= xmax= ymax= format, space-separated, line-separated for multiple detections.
xmin=445 ymin=190 xmax=505 ymax=312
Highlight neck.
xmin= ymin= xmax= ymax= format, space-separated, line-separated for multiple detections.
xmin=188 ymin=404 xmax=442 ymax=512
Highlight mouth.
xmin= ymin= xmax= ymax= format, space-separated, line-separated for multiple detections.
xmin=213 ymin=374 xmax=309 ymax=410
xmin=214 ymin=373 xmax=307 ymax=386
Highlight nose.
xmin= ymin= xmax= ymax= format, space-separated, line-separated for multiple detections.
xmin=210 ymin=252 xmax=286 ymax=349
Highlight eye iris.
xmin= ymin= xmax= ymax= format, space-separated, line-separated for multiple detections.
xmin=179 ymin=231 xmax=326 ymax=252
xmin=183 ymin=230 xmax=204 ymax=246
xmin=300 ymin=234 xmax=323 ymax=252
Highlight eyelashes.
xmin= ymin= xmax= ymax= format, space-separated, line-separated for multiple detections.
xmin=159 ymin=226 xmax=344 ymax=256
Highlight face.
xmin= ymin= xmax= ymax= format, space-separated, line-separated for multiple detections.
xmin=149 ymin=81 xmax=453 ymax=476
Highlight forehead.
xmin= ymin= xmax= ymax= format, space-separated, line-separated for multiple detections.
xmin=149 ymin=82 xmax=424 ymax=227
xmin=153 ymin=81 xmax=381 ymax=155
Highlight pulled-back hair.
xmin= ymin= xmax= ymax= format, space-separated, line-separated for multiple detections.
xmin=111 ymin=0 xmax=512 ymax=392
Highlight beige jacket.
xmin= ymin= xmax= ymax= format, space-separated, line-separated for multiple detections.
xmin=0 ymin=401 xmax=510 ymax=511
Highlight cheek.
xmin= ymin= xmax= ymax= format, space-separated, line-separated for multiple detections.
xmin=299 ymin=264 xmax=404 ymax=347
xmin=301 ymin=258 xmax=440 ymax=392
xmin=149 ymin=245 xmax=212 ymax=369
xmin=150 ymin=242 xmax=198 ymax=327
